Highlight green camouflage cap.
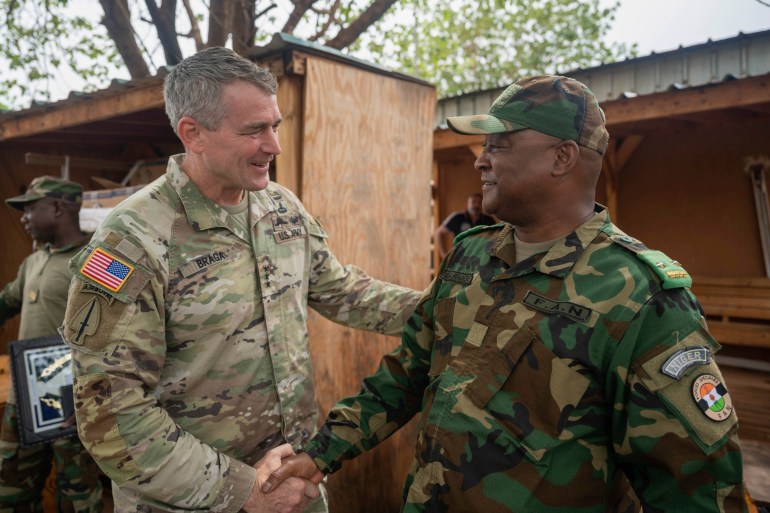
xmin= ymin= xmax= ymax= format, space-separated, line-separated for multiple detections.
xmin=446 ymin=75 xmax=610 ymax=154
xmin=5 ymin=175 xmax=83 ymax=211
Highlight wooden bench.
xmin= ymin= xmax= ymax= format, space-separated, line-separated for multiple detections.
xmin=690 ymin=276 xmax=770 ymax=349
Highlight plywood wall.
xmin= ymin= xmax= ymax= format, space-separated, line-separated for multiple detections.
xmin=300 ymin=56 xmax=434 ymax=512
xmin=616 ymin=119 xmax=770 ymax=277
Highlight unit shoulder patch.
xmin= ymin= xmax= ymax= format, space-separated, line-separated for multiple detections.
xmin=692 ymin=373 xmax=734 ymax=422
xmin=661 ymin=346 xmax=710 ymax=379
xmin=73 ymin=236 xmax=152 ymax=304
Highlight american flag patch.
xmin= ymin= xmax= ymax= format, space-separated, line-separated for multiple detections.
xmin=80 ymin=248 xmax=134 ymax=292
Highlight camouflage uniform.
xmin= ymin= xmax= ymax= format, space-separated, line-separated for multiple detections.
xmin=0 ymin=239 xmax=103 ymax=513
xmin=304 ymin=206 xmax=747 ymax=512
xmin=61 ymin=155 xmax=419 ymax=513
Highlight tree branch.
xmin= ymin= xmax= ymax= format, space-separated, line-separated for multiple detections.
xmin=281 ymin=0 xmax=316 ymax=34
xmin=181 ymin=0 xmax=204 ymax=51
xmin=232 ymin=0 xmax=259 ymax=54
xmin=145 ymin=0 xmax=184 ymax=65
xmin=99 ymin=0 xmax=151 ymax=78
xmin=326 ymin=0 xmax=399 ymax=49
xmin=308 ymin=0 xmax=339 ymax=42
xmin=207 ymin=0 xmax=232 ymax=47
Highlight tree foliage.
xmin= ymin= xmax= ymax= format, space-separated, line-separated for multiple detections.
xmin=0 ymin=0 xmax=121 ymax=109
xmin=0 ymin=0 xmax=634 ymax=110
xmin=355 ymin=0 xmax=635 ymax=97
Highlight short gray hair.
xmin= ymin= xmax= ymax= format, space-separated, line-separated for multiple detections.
xmin=164 ymin=46 xmax=277 ymax=135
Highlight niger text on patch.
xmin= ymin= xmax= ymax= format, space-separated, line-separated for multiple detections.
xmin=692 ymin=373 xmax=733 ymax=422
xmin=661 ymin=346 xmax=710 ymax=379
xmin=80 ymin=248 xmax=134 ymax=292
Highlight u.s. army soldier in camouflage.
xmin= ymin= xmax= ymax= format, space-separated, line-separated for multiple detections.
xmin=1 ymin=176 xmax=103 ymax=513
xmin=263 ymin=75 xmax=748 ymax=512
xmin=60 ymin=47 xmax=419 ymax=513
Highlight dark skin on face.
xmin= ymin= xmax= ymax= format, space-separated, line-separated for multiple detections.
xmin=474 ymin=129 xmax=603 ymax=243
xmin=19 ymin=196 xmax=84 ymax=249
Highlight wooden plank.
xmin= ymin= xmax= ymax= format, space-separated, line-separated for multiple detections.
xmin=719 ymin=365 xmax=770 ymax=443
xmin=695 ymin=287 xmax=770 ymax=299
xmin=603 ymin=74 xmax=770 ymax=126
xmin=693 ymin=276 xmax=770 ymax=288
xmin=301 ymin=56 xmax=435 ymax=513
xmin=433 ymin=127 xmax=484 ymax=150
xmin=0 ymin=83 xmax=165 ymax=141
xmin=25 ymin=152 xmax=131 ymax=172
xmin=275 ymin=74 xmax=304 ymax=195
xmin=708 ymin=322 xmax=770 ymax=348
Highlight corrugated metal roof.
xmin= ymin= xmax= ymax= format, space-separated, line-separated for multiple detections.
xmin=0 ymin=68 xmax=171 ymax=123
xmin=435 ymin=28 xmax=770 ymax=128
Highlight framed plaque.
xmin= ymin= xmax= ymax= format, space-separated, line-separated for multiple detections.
xmin=9 ymin=336 xmax=77 ymax=446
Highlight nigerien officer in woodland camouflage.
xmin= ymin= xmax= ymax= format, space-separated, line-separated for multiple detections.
xmin=60 ymin=47 xmax=419 ymax=513
xmin=0 ymin=176 xmax=103 ymax=513
xmin=263 ymin=75 xmax=748 ymax=513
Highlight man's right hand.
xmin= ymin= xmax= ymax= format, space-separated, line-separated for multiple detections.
xmin=261 ymin=452 xmax=324 ymax=495
xmin=242 ymin=444 xmax=320 ymax=513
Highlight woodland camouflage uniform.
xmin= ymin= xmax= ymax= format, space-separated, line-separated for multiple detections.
xmin=303 ymin=76 xmax=746 ymax=513
xmin=61 ymin=156 xmax=419 ymax=513
xmin=305 ymin=210 xmax=747 ymax=512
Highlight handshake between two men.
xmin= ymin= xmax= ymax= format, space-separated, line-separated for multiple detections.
xmin=243 ymin=444 xmax=324 ymax=513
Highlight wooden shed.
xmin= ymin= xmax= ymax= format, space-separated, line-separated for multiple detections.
xmin=0 ymin=34 xmax=435 ymax=513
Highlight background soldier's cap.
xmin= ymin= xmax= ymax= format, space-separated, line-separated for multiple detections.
xmin=5 ymin=175 xmax=84 ymax=211
xmin=446 ymin=74 xmax=610 ymax=155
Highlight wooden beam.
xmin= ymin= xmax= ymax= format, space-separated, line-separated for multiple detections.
xmin=0 ymin=82 xmax=165 ymax=142
xmin=275 ymin=74 xmax=304 ymax=195
xmin=614 ymin=135 xmax=644 ymax=170
xmin=602 ymin=74 xmax=770 ymax=126
xmin=602 ymin=139 xmax=619 ymax=223
xmin=434 ymin=128 xmax=483 ymax=150
xmin=25 ymin=153 xmax=131 ymax=172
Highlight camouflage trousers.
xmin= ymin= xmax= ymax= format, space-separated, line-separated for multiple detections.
xmin=0 ymin=402 xmax=103 ymax=513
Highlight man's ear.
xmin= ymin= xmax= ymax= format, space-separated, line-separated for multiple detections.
xmin=177 ymin=116 xmax=204 ymax=153
xmin=552 ymin=140 xmax=580 ymax=177
xmin=51 ymin=198 xmax=63 ymax=219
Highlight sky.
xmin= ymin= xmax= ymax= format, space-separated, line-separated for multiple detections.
xmin=14 ymin=0 xmax=770 ymax=104
xmin=600 ymin=0 xmax=770 ymax=56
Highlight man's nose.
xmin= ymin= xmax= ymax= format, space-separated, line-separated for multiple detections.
xmin=265 ymin=129 xmax=282 ymax=156
xmin=475 ymin=154 xmax=490 ymax=172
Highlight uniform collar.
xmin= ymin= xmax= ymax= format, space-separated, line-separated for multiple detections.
xmin=490 ymin=204 xmax=611 ymax=279
xmin=45 ymin=233 xmax=91 ymax=254
xmin=166 ymin=154 xmax=280 ymax=233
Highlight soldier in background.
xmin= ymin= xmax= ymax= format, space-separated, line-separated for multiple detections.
xmin=434 ymin=192 xmax=495 ymax=259
xmin=60 ymin=47 xmax=419 ymax=513
xmin=0 ymin=176 xmax=103 ymax=512
xmin=263 ymin=75 xmax=748 ymax=512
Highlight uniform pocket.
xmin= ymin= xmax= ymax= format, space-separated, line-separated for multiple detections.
xmin=428 ymin=297 xmax=456 ymax=377
xmin=459 ymin=324 xmax=591 ymax=460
